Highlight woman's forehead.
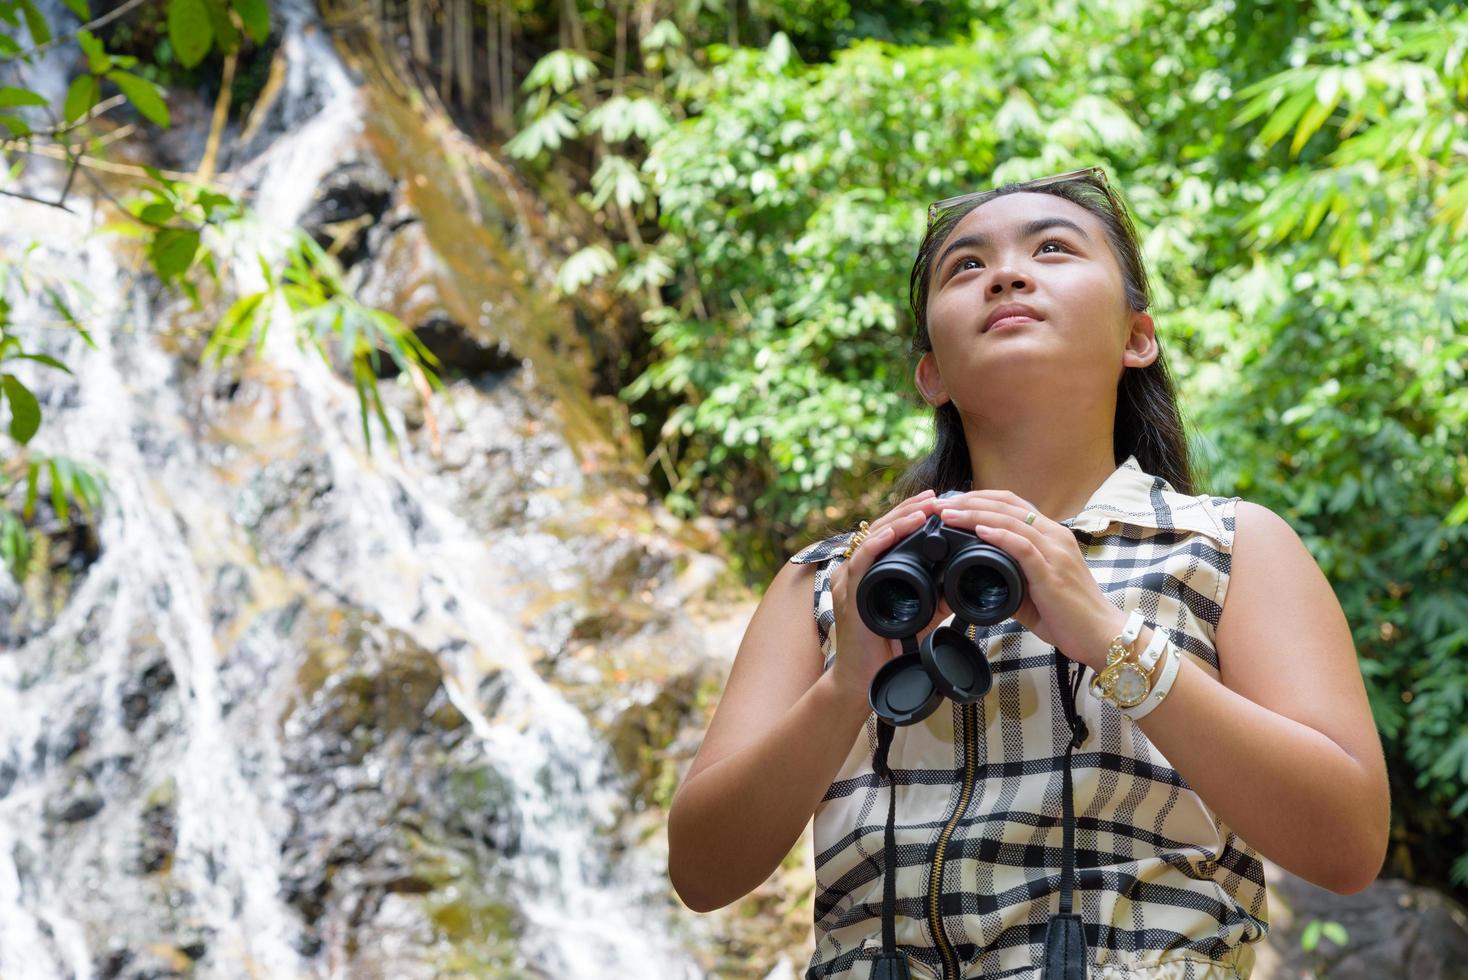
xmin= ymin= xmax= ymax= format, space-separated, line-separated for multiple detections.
xmin=939 ymin=191 xmax=1104 ymax=251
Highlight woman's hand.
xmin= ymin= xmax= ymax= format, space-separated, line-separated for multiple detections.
xmin=934 ymin=490 xmax=1123 ymax=670
xmin=827 ymin=490 xmax=944 ymax=709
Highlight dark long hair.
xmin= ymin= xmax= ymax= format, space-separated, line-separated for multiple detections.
xmin=892 ymin=173 xmax=1196 ymax=499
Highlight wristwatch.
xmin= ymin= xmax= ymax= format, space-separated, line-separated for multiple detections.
xmin=1090 ymin=610 xmax=1153 ymax=708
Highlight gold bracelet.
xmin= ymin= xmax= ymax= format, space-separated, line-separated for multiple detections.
xmin=840 ymin=520 xmax=871 ymax=560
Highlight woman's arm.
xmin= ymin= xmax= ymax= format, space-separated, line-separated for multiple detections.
xmin=936 ymin=493 xmax=1390 ymax=895
xmin=665 ymin=559 xmax=871 ymax=913
xmin=1119 ymin=501 xmax=1390 ymax=894
xmin=667 ymin=495 xmax=937 ymax=912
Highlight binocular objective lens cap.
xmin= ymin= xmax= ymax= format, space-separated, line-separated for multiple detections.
xmin=920 ymin=625 xmax=993 ymax=703
xmin=869 ymin=653 xmax=942 ymax=727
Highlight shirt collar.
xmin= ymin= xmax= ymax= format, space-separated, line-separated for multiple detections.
xmin=1057 ymin=455 xmax=1227 ymax=543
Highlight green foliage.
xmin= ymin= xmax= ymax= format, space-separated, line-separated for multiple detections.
xmin=502 ymin=0 xmax=1468 ymax=889
xmin=1300 ymin=918 xmax=1349 ymax=953
xmin=202 ymin=230 xmax=443 ymax=450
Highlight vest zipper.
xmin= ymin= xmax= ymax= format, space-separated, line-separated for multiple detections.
xmin=926 ymin=624 xmax=981 ymax=980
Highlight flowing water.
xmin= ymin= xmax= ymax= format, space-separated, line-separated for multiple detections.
xmin=0 ymin=1 xmax=707 ymax=976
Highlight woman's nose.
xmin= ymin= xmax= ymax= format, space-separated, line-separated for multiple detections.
xmin=987 ymin=265 xmax=1033 ymax=295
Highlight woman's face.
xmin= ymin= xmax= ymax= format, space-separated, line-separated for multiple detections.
xmin=917 ymin=191 xmax=1154 ymax=409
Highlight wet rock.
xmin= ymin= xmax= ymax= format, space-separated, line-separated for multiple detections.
xmin=46 ymin=774 xmax=105 ymax=823
xmin=135 ymin=779 xmax=177 ymax=875
xmin=299 ymin=157 xmax=396 ymax=268
xmin=121 ymin=658 xmax=176 ymax=733
xmin=0 ymin=497 xmax=103 ymax=649
xmin=276 ymin=609 xmax=517 ymax=963
xmin=52 ymin=700 xmax=99 ymax=763
xmin=607 ymin=668 xmax=709 ymax=811
xmin=1258 ymin=865 xmax=1468 ymax=979
xmin=374 ymin=315 xmax=521 ymax=381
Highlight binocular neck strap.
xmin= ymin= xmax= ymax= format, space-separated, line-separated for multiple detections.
xmin=871 ymin=722 xmax=913 ymax=980
xmin=869 ymin=655 xmax=1088 ymax=980
xmin=1044 ymin=649 xmax=1091 ymax=980
xmin=873 ymin=721 xmax=900 ymax=955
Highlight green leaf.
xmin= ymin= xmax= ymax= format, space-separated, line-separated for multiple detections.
xmin=63 ymin=74 xmax=101 ymax=124
xmin=13 ymin=353 xmax=71 ymax=374
xmin=555 ymin=245 xmax=616 ymax=295
xmin=62 ymin=0 xmax=90 ymax=18
xmin=138 ymin=200 xmax=176 ymax=225
xmin=148 ymin=226 xmax=200 ymax=282
xmin=522 ymin=49 xmax=598 ymax=94
xmin=1321 ymin=921 xmax=1349 ymax=946
xmin=202 ymin=0 xmax=239 ymax=54
xmin=640 ymin=19 xmax=684 ymax=51
xmin=23 ymin=459 xmax=39 ymax=520
xmin=48 ymin=458 xmax=68 ymax=522
xmin=17 ymin=0 xmax=50 ymax=46
xmin=0 ymin=86 xmax=47 ymax=108
xmin=230 ymin=0 xmax=269 ymax=43
xmin=0 ymin=508 xmax=33 ymax=582
xmin=77 ymin=30 xmax=111 ymax=74
xmin=504 ymin=102 xmax=582 ymax=160
xmin=0 ymin=113 xmax=31 ymax=136
xmin=167 ymin=0 xmax=215 ymax=68
xmin=1 ymin=373 xmax=41 ymax=444
xmin=107 ymin=70 xmax=170 ymax=127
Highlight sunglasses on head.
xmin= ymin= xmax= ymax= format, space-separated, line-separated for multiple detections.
xmin=925 ymin=165 xmax=1120 ymax=228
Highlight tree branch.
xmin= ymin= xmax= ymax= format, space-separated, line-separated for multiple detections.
xmin=0 ymin=0 xmax=155 ymax=64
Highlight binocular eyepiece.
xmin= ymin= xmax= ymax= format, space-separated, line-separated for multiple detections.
xmin=855 ymin=490 xmax=1026 ymax=726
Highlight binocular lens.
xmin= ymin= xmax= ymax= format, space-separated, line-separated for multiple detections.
xmin=868 ymin=578 xmax=924 ymax=633
xmin=955 ymin=565 xmax=1011 ymax=618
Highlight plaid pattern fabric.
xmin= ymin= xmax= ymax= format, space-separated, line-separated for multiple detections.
xmin=789 ymin=457 xmax=1268 ymax=980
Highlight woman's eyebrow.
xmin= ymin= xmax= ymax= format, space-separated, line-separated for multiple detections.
xmin=936 ymin=216 xmax=1093 ymax=270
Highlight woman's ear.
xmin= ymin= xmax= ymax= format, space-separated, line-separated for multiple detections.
xmin=1122 ymin=311 xmax=1159 ymax=369
xmin=915 ymin=351 xmax=949 ymax=407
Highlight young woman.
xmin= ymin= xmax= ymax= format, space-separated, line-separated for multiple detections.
xmin=666 ymin=167 xmax=1389 ymax=980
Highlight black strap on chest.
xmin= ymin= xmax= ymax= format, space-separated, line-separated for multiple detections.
xmin=1044 ymin=649 xmax=1091 ymax=980
xmin=870 ymin=648 xmax=1090 ymax=980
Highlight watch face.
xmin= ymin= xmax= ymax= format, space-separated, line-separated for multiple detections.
xmin=1112 ymin=664 xmax=1150 ymax=707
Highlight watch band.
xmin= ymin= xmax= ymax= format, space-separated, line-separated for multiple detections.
xmin=1136 ymin=627 xmax=1167 ymax=673
xmin=1120 ymin=638 xmax=1182 ymax=722
xmin=1118 ymin=609 xmax=1144 ymax=648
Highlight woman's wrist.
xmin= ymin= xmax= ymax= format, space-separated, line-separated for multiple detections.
xmin=820 ymin=667 xmax=879 ymax=729
xmin=1079 ymin=605 xmax=1133 ymax=672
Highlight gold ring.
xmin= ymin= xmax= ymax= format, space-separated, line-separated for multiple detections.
xmin=840 ymin=520 xmax=871 ymax=559
xmin=1023 ymin=511 xmax=1037 ymax=526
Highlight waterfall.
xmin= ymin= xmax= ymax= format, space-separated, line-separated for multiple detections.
xmin=0 ymin=1 xmax=706 ymax=976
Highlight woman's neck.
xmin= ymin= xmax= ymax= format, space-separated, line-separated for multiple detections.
xmin=957 ymin=399 xmax=1121 ymax=524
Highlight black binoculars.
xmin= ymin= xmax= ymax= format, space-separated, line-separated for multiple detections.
xmin=856 ymin=490 xmax=1026 ymax=726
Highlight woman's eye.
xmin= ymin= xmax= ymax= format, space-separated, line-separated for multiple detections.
xmin=949 ymin=240 xmax=1070 ymax=279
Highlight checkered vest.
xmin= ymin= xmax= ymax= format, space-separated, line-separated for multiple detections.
xmin=789 ymin=456 xmax=1269 ymax=980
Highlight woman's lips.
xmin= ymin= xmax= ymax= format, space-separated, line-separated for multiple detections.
xmin=986 ymin=315 xmax=1040 ymax=331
